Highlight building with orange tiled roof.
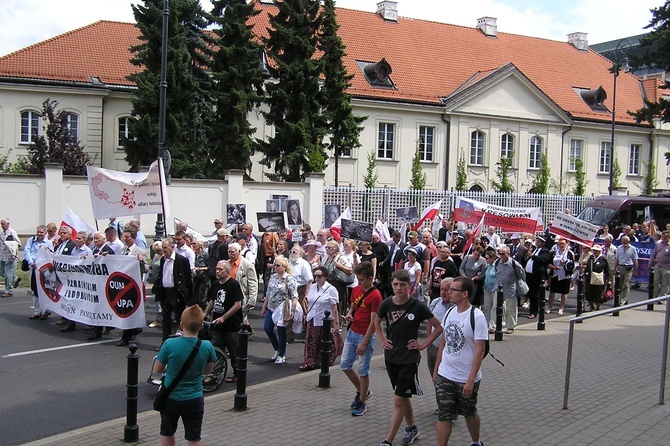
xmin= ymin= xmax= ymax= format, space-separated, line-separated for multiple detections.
xmin=1 ymin=0 xmax=669 ymax=194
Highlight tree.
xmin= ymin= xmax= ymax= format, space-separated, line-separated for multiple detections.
xmin=490 ymin=152 xmax=514 ymax=193
xmin=207 ymin=0 xmax=264 ymax=179
xmin=410 ymin=144 xmax=427 ymax=191
xmin=258 ymin=0 xmax=326 ymax=182
xmin=20 ymin=99 xmax=91 ymax=175
xmin=456 ymin=149 xmax=467 ymax=191
xmin=612 ymin=158 xmax=622 ymax=188
xmin=531 ymin=151 xmax=550 ymax=194
xmin=573 ymin=158 xmax=588 ymax=196
xmin=362 ymin=150 xmax=378 ymax=189
xmin=642 ymin=160 xmax=659 ymax=195
xmin=126 ymin=0 xmax=213 ymax=178
xmin=318 ymin=0 xmax=366 ymax=187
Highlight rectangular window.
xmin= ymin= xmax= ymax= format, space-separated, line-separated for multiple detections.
xmin=377 ymin=122 xmax=395 ymax=159
xmin=118 ymin=117 xmax=133 ymax=149
xmin=470 ymin=131 xmax=484 ymax=165
xmin=64 ymin=114 xmax=78 ymax=138
xmin=20 ymin=111 xmax=39 ymax=143
xmin=600 ymin=141 xmax=611 ymax=174
xmin=418 ymin=126 xmax=434 ymax=162
xmin=529 ymin=136 xmax=542 ymax=169
xmin=569 ymin=139 xmax=583 ymax=171
xmin=629 ymin=144 xmax=641 ymax=175
xmin=338 ymin=146 xmax=352 ymax=158
xmin=501 ymin=133 xmax=514 ymax=159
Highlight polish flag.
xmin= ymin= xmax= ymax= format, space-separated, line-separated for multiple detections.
xmin=61 ymin=208 xmax=96 ymax=240
xmin=374 ymin=219 xmax=391 ymax=243
xmin=412 ymin=201 xmax=442 ymax=231
xmin=329 ymin=207 xmax=351 ymax=241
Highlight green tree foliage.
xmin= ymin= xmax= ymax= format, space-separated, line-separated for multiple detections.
xmin=531 ymin=151 xmax=550 ymax=194
xmin=410 ymin=144 xmax=427 ymax=191
xmin=456 ymin=150 xmax=467 ymax=191
xmin=126 ymin=0 xmax=212 ymax=178
xmin=642 ymin=160 xmax=659 ymax=195
xmin=490 ymin=152 xmax=514 ymax=193
xmin=318 ymin=0 xmax=366 ymax=185
xmin=258 ymin=0 xmax=326 ymax=182
xmin=612 ymin=158 xmax=622 ymax=188
xmin=207 ymin=0 xmax=264 ymax=179
xmin=363 ymin=150 xmax=378 ymax=189
xmin=20 ymin=99 xmax=91 ymax=175
xmin=573 ymin=158 xmax=587 ymax=196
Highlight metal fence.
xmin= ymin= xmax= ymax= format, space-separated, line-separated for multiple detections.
xmin=323 ymin=187 xmax=594 ymax=232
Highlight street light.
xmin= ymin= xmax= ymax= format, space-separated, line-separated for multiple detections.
xmin=608 ymin=39 xmax=632 ymax=195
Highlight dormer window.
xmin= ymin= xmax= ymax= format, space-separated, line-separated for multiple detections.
xmin=576 ymin=86 xmax=608 ymax=112
xmin=357 ymin=58 xmax=395 ymax=88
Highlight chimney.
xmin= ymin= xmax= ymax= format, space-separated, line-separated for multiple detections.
xmin=568 ymin=32 xmax=588 ymax=51
xmin=476 ymin=17 xmax=497 ymax=37
xmin=376 ymin=1 xmax=398 ymax=22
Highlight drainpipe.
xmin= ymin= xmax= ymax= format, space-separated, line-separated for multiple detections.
xmin=442 ymin=114 xmax=451 ymax=190
xmin=560 ymin=124 xmax=573 ymax=194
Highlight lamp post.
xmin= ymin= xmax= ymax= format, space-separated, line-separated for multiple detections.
xmin=155 ymin=0 xmax=171 ymax=241
xmin=608 ymin=39 xmax=632 ymax=196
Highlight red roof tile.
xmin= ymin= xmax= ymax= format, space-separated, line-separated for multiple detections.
xmin=0 ymin=4 xmax=648 ymax=125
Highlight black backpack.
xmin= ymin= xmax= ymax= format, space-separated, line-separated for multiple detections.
xmin=443 ymin=306 xmax=504 ymax=366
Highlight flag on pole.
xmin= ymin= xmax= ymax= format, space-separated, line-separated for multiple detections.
xmin=329 ymin=207 xmax=351 ymax=241
xmin=61 ymin=208 xmax=96 ymax=240
xmin=412 ymin=201 xmax=442 ymax=231
xmin=374 ymin=220 xmax=391 ymax=243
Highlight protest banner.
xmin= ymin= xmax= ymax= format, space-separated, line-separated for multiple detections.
xmin=453 ymin=197 xmax=541 ymax=234
xmin=550 ymin=212 xmax=600 ymax=247
xmin=35 ymin=248 xmax=145 ymax=329
xmin=87 ymin=158 xmax=170 ymax=221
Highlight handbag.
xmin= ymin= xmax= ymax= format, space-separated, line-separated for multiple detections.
xmin=21 ymin=259 xmax=30 ymax=272
xmin=512 ymin=260 xmax=529 ymax=296
xmin=326 ymin=256 xmax=354 ymax=286
xmin=282 ymin=279 xmax=293 ymax=323
xmin=153 ymin=339 xmax=202 ymax=411
xmin=590 ymin=270 xmax=604 ymax=286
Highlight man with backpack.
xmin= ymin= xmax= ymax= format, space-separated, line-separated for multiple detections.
xmin=433 ymin=276 xmax=487 ymax=446
xmin=494 ymin=245 xmax=526 ymax=333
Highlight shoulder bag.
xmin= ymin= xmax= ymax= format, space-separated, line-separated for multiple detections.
xmin=153 ymin=339 xmax=202 ymax=411
xmin=327 ymin=255 xmax=354 ymax=286
xmin=513 ymin=260 xmax=529 ymax=296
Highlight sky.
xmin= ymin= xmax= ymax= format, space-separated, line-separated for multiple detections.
xmin=0 ymin=0 xmax=663 ymax=57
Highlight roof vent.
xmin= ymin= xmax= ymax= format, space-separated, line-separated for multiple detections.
xmin=578 ymin=86 xmax=607 ymax=111
xmin=376 ymin=1 xmax=398 ymax=22
xmin=357 ymin=58 xmax=395 ymax=88
xmin=476 ymin=17 xmax=497 ymax=37
xmin=258 ymin=0 xmax=274 ymax=4
xmin=568 ymin=32 xmax=588 ymax=51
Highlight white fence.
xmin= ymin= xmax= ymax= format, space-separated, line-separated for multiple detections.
xmin=323 ymin=187 xmax=594 ymax=232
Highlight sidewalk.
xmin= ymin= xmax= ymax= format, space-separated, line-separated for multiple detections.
xmin=22 ymin=305 xmax=670 ymax=446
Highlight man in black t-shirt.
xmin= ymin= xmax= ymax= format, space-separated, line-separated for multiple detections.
xmin=374 ymin=270 xmax=443 ymax=446
xmin=430 ymin=245 xmax=460 ymax=299
xmin=204 ymin=260 xmax=243 ymax=382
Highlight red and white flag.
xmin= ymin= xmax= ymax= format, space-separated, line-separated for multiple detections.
xmin=61 ymin=208 xmax=96 ymax=240
xmin=374 ymin=220 xmax=391 ymax=243
xmin=412 ymin=201 xmax=442 ymax=231
xmin=329 ymin=207 xmax=351 ymax=241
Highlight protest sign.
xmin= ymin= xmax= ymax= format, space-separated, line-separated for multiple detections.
xmin=453 ymin=197 xmax=541 ymax=233
xmin=550 ymin=212 xmax=600 ymax=247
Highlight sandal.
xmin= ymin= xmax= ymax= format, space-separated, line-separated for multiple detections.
xmin=545 ymin=309 xmax=551 ymax=314
xmin=298 ymin=364 xmax=315 ymax=372
xmin=225 ymin=375 xmax=237 ymax=383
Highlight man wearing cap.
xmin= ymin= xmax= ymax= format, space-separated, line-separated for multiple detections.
xmin=525 ymin=236 xmax=552 ymax=319
xmin=507 ymin=233 xmax=522 ymax=257
xmin=212 ymin=218 xmax=224 ymax=237
xmin=401 ymin=231 xmax=428 ymax=271
xmin=614 ymin=236 xmax=638 ymax=305
xmin=650 ymin=231 xmax=670 ymax=300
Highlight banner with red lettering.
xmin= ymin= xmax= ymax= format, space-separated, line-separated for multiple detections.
xmin=453 ymin=197 xmax=541 ymax=234
xmin=550 ymin=212 xmax=600 ymax=247
xmin=35 ymin=248 xmax=145 ymax=329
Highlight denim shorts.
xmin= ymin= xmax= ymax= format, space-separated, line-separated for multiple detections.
xmin=339 ymin=330 xmax=376 ymax=376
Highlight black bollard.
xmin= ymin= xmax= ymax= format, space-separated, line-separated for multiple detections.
xmin=648 ymin=268 xmax=655 ymax=311
xmin=124 ymin=343 xmax=139 ymax=443
xmin=319 ymin=311 xmax=333 ymax=389
xmin=538 ymin=283 xmax=546 ymax=331
xmin=576 ymin=274 xmax=584 ymax=323
xmin=613 ymin=270 xmax=621 ymax=317
xmin=494 ymin=285 xmax=504 ymax=341
xmin=234 ymin=326 xmax=250 ymax=411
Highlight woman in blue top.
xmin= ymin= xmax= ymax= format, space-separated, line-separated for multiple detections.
xmin=154 ymin=305 xmax=216 ymax=446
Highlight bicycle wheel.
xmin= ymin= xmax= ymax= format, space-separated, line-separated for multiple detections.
xmin=203 ymin=346 xmax=227 ymax=393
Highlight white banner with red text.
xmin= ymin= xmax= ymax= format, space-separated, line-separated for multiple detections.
xmin=550 ymin=212 xmax=600 ymax=247
xmin=36 ymin=249 xmax=146 ymax=329
xmin=453 ymin=197 xmax=541 ymax=234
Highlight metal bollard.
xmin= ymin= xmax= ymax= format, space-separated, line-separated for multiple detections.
xmin=576 ymin=274 xmax=584 ymax=323
xmin=124 ymin=343 xmax=139 ymax=443
xmin=234 ymin=326 xmax=250 ymax=411
xmin=538 ymin=283 xmax=546 ymax=331
xmin=648 ymin=268 xmax=655 ymax=311
xmin=494 ymin=285 xmax=504 ymax=341
xmin=319 ymin=311 xmax=333 ymax=389
xmin=613 ymin=270 xmax=621 ymax=317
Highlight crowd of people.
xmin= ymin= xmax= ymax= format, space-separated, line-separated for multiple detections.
xmin=6 ymin=210 xmax=670 ymax=446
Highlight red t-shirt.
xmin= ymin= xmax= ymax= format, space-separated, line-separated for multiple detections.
xmin=349 ymin=285 xmax=382 ymax=335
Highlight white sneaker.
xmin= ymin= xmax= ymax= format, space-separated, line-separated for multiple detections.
xmin=271 ymin=351 xmax=279 ymax=360
xmin=275 ymin=356 xmax=285 ymax=364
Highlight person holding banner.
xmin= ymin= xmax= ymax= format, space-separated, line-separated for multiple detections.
xmin=117 ymin=228 xmax=148 ymax=346
xmin=25 ymin=225 xmax=53 ymax=319
xmin=546 ymin=238 xmax=575 ymax=316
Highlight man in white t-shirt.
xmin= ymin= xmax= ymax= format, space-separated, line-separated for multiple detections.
xmin=433 ymin=276 xmax=487 ymax=446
